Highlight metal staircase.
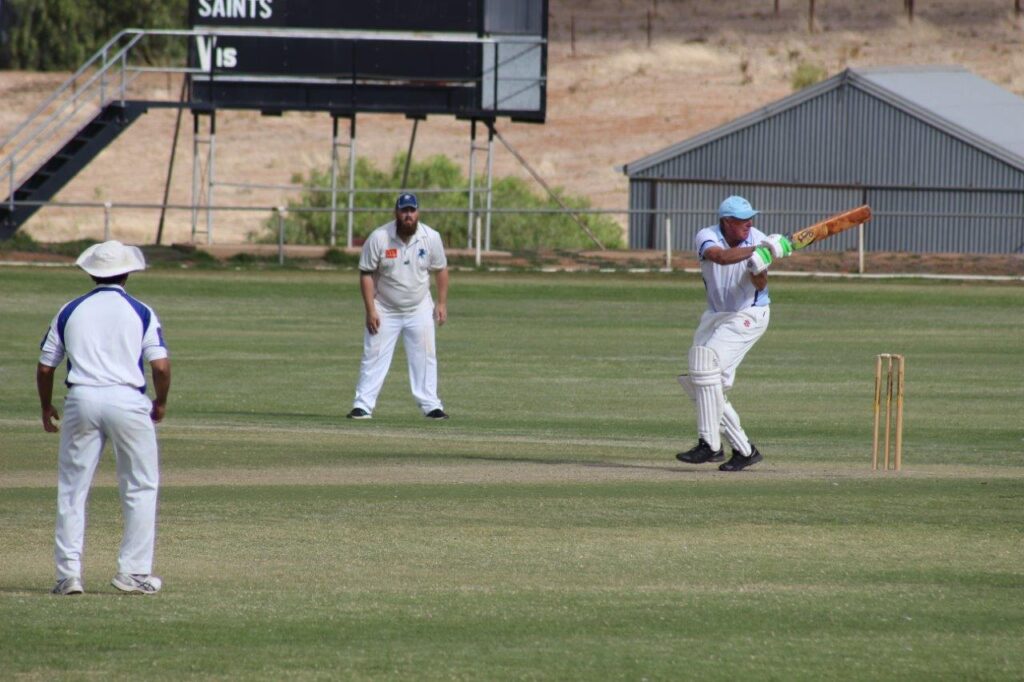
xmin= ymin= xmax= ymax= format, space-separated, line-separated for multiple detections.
xmin=0 ymin=31 xmax=156 ymax=239
xmin=0 ymin=103 xmax=147 ymax=237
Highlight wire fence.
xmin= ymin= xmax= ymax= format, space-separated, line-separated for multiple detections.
xmin=5 ymin=198 xmax=1024 ymax=276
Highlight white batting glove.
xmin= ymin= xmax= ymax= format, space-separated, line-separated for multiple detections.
xmin=747 ymin=246 xmax=772 ymax=274
xmin=763 ymin=234 xmax=794 ymax=259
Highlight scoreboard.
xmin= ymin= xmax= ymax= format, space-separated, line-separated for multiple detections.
xmin=187 ymin=0 xmax=547 ymax=121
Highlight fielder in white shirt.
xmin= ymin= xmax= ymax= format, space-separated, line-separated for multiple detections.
xmin=675 ymin=196 xmax=793 ymax=471
xmin=37 ymin=241 xmax=171 ymax=595
xmin=347 ymin=193 xmax=450 ymax=420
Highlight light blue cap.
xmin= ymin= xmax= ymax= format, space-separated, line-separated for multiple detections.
xmin=718 ymin=195 xmax=757 ymax=220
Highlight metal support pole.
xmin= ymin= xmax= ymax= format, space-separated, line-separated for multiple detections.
xmin=156 ymin=76 xmax=187 ymax=246
xmin=346 ymin=115 xmax=357 ymax=248
xmin=8 ymin=160 xmax=14 ymax=212
xmin=491 ymin=126 xmax=606 ymax=250
xmin=205 ymin=110 xmax=217 ymax=245
xmin=329 ymin=116 xmax=340 ymax=247
xmin=467 ymin=120 xmax=477 ymax=248
xmin=190 ymin=113 xmax=200 ymax=242
xmin=401 ymin=118 xmax=420 ymax=190
xmin=484 ymin=122 xmax=495 ymax=252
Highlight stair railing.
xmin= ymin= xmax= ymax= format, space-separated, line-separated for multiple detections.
xmin=0 ymin=30 xmax=147 ymax=212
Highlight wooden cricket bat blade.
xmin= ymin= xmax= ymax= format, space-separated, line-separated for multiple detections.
xmin=788 ymin=205 xmax=872 ymax=250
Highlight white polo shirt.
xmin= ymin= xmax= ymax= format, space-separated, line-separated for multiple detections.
xmin=359 ymin=221 xmax=447 ymax=312
xmin=695 ymin=224 xmax=772 ymax=313
xmin=39 ymin=285 xmax=168 ymax=390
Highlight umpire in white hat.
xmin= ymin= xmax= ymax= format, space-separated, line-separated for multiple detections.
xmin=37 ymin=240 xmax=171 ymax=595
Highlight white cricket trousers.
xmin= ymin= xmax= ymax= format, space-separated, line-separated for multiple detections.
xmin=353 ymin=297 xmax=443 ymax=414
xmin=55 ymin=385 xmax=159 ymax=579
xmin=692 ymin=306 xmax=770 ymax=390
xmin=686 ymin=306 xmax=770 ymax=453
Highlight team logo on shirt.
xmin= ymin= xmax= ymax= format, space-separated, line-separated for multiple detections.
xmin=385 ymin=249 xmax=398 ymax=259
xmin=418 ymin=248 xmax=426 ymax=258
xmin=744 ymin=319 xmax=751 ymax=328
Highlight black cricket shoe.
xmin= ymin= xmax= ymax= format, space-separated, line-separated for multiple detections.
xmin=346 ymin=408 xmax=372 ymax=420
xmin=425 ymin=409 xmax=449 ymax=420
xmin=676 ymin=438 xmax=725 ymax=464
xmin=718 ymin=443 xmax=764 ymax=472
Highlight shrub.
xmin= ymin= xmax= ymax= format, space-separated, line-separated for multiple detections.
xmin=791 ymin=61 xmax=827 ymax=90
xmin=259 ymin=153 xmax=623 ymax=250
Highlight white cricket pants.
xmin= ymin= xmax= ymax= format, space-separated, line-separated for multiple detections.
xmin=692 ymin=306 xmax=770 ymax=390
xmin=688 ymin=306 xmax=770 ymax=452
xmin=55 ymin=385 xmax=159 ymax=579
xmin=353 ymin=297 xmax=443 ymax=414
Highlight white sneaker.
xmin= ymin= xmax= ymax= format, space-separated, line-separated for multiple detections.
xmin=51 ymin=576 xmax=84 ymax=595
xmin=111 ymin=573 xmax=162 ymax=595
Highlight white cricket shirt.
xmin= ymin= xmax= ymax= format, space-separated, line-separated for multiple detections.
xmin=694 ymin=224 xmax=772 ymax=313
xmin=359 ymin=221 xmax=447 ymax=312
xmin=39 ymin=285 xmax=168 ymax=390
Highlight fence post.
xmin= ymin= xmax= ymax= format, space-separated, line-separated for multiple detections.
xmin=665 ymin=217 xmax=672 ymax=270
xmin=103 ymin=202 xmax=112 ymax=241
xmin=475 ymin=216 xmax=482 ymax=268
xmin=858 ymin=222 xmax=865 ymax=274
xmin=277 ymin=206 xmax=286 ymax=266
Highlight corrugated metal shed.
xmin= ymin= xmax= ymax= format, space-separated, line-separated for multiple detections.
xmin=622 ymin=66 xmax=1024 ymax=254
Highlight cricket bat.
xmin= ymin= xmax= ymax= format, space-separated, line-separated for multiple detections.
xmin=788 ymin=205 xmax=872 ymax=250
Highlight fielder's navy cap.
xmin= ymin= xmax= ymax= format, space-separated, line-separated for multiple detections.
xmin=718 ymin=195 xmax=757 ymax=220
xmin=396 ymin=193 xmax=419 ymax=209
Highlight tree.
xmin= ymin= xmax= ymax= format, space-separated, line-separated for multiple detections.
xmin=0 ymin=0 xmax=187 ymax=70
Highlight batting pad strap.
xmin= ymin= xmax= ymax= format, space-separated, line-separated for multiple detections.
xmin=688 ymin=345 xmax=721 ymax=387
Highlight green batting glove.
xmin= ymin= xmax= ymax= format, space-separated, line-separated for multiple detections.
xmin=779 ymin=235 xmax=793 ymax=257
xmin=765 ymin=234 xmax=793 ymax=259
xmin=747 ymin=246 xmax=772 ymax=274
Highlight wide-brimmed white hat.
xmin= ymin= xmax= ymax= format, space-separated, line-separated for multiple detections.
xmin=76 ymin=240 xmax=147 ymax=278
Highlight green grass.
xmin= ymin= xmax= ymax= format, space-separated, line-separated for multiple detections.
xmin=1 ymin=266 xmax=1023 ymax=679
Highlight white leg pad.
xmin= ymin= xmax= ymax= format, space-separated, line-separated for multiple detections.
xmin=721 ymin=397 xmax=751 ymax=456
xmin=688 ymin=346 xmax=724 ymax=451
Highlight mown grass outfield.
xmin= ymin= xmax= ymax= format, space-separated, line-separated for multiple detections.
xmin=1 ymin=264 xmax=1022 ymax=679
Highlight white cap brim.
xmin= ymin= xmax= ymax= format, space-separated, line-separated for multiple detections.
xmin=76 ymin=241 xmax=147 ymax=278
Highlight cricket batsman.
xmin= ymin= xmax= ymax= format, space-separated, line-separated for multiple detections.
xmin=675 ymin=195 xmax=792 ymax=471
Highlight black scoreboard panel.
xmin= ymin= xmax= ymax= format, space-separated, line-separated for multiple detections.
xmin=190 ymin=0 xmax=479 ymax=32
xmin=187 ymin=0 xmax=546 ymax=121
xmin=192 ymin=36 xmax=479 ymax=80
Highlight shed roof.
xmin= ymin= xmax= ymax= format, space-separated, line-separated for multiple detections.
xmin=621 ymin=65 xmax=1024 ymax=176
